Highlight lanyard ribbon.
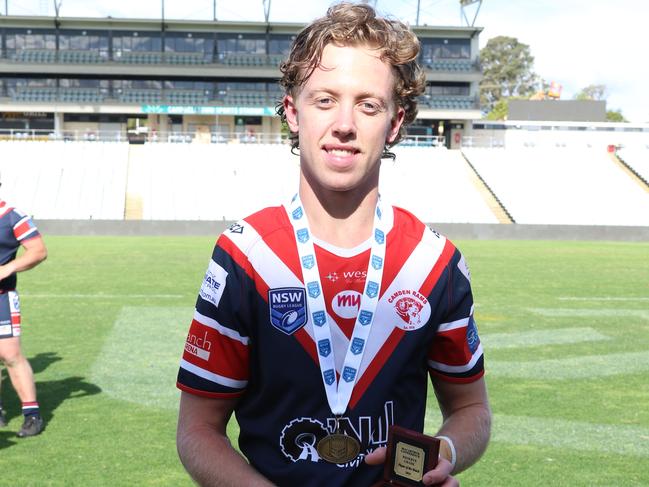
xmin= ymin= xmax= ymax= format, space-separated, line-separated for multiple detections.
xmin=286 ymin=194 xmax=387 ymax=415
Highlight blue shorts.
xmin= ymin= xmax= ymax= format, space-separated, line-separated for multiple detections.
xmin=0 ymin=290 xmax=21 ymax=339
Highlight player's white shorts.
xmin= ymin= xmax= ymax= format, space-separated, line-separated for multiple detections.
xmin=0 ymin=290 xmax=21 ymax=339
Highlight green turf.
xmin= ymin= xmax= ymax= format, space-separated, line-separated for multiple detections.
xmin=0 ymin=237 xmax=647 ymax=486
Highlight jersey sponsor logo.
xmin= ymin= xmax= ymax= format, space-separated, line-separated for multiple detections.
xmin=199 ymin=261 xmax=228 ymax=308
xmin=371 ymin=255 xmax=383 ymax=270
xmin=388 ymin=289 xmax=431 ymax=331
xmin=332 ymin=290 xmax=361 ymax=319
xmin=466 ymin=316 xmax=480 ymax=353
xmin=228 ymin=222 xmax=244 ymax=234
xmin=280 ymin=418 xmax=328 ymax=463
xmin=279 ymin=401 xmax=395 ymax=466
xmin=340 ymin=269 xmax=367 ymax=283
xmin=374 ymin=229 xmax=385 ymax=245
xmin=268 ymin=287 xmax=307 ymax=335
xmin=325 ymin=272 xmax=339 ymax=282
xmin=184 ymin=330 xmax=212 ymax=361
xmin=291 ymin=206 xmax=304 ymax=220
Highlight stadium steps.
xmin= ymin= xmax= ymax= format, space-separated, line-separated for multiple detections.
xmin=609 ymin=153 xmax=649 ymax=193
xmin=123 ymin=146 xmax=146 ymax=220
xmin=460 ymin=151 xmax=516 ymax=224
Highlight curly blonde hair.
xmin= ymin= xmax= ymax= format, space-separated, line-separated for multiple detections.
xmin=276 ymin=2 xmax=426 ymax=156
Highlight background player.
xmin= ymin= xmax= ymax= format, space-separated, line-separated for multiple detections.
xmin=176 ymin=3 xmax=491 ymax=485
xmin=0 ymin=190 xmax=48 ymax=437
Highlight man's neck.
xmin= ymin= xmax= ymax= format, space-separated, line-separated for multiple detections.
xmin=298 ymin=181 xmax=379 ymax=249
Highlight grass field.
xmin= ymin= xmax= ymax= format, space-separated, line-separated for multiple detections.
xmin=1 ymin=236 xmax=647 ymax=486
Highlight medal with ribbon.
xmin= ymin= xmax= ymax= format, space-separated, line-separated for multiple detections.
xmin=286 ymin=194 xmax=388 ymax=464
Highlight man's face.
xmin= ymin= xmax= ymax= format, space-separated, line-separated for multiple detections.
xmin=284 ymin=43 xmax=405 ymax=194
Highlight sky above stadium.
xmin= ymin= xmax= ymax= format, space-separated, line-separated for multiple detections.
xmin=5 ymin=0 xmax=647 ymax=123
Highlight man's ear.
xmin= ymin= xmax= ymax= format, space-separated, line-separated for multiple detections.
xmin=284 ymin=95 xmax=299 ymax=132
xmin=386 ymin=106 xmax=406 ymax=144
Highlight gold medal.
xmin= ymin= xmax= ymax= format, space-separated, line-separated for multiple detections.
xmin=317 ymin=432 xmax=361 ymax=464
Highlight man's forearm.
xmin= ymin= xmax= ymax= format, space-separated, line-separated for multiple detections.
xmin=177 ymin=424 xmax=274 ymax=487
xmin=436 ymin=403 xmax=491 ymax=474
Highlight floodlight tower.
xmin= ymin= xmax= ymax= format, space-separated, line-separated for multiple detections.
xmin=460 ymin=0 xmax=483 ymax=27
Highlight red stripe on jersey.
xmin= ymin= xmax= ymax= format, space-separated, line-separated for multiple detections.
xmin=222 ymin=217 xmax=319 ymax=366
xmin=182 ymin=319 xmax=249 ymax=381
xmin=218 ymin=234 xmax=255 ymax=283
xmin=349 ymin=326 xmax=405 ymax=408
xmin=420 ymin=239 xmax=456 ymax=298
xmin=11 ymin=313 xmax=20 ymax=325
xmin=218 ymin=232 xmax=274 ymax=312
xmin=429 ymin=368 xmax=484 ymax=384
xmin=177 ymin=382 xmax=245 ymax=399
xmin=428 ymin=327 xmax=472 ymax=366
xmin=13 ymin=219 xmax=36 ymax=241
xmin=349 ymin=236 xmax=456 ymax=409
xmin=246 ymin=207 xmax=303 ymax=283
xmin=380 ymin=211 xmax=425 ymax=298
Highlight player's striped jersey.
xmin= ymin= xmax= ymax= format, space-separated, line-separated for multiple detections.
xmin=177 ymin=204 xmax=484 ymax=486
xmin=0 ymin=200 xmax=41 ymax=291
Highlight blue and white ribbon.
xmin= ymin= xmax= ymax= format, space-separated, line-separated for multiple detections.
xmin=286 ymin=194 xmax=387 ymax=415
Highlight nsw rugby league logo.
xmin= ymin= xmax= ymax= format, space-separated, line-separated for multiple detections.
xmin=268 ymin=287 xmax=307 ymax=334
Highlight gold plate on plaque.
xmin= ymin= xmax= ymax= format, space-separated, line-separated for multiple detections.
xmin=317 ymin=433 xmax=361 ymax=464
xmin=393 ymin=441 xmax=425 ymax=481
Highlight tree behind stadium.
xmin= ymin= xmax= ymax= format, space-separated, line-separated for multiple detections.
xmin=479 ymin=36 xmax=539 ymax=114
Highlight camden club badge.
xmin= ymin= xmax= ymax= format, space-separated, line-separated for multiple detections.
xmin=268 ymin=287 xmax=307 ymax=335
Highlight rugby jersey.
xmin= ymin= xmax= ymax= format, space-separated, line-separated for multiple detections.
xmin=177 ymin=204 xmax=484 ymax=486
xmin=0 ymin=200 xmax=40 ymax=291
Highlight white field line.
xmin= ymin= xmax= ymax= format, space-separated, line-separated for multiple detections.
xmin=90 ymin=306 xmax=192 ymax=410
xmin=528 ymin=308 xmax=649 ymax=319
xmin=488 ymin=351 xmax=649 ymax=380
xmin=481 ymin=327 xmax=610 ymax=350
xmin=21 ymin=293 xmax=185 ymax=298
xmin=424 ymin=412 xmax=649 ymax=457
xmin=559 ymin=297 xmax=649 ymax=301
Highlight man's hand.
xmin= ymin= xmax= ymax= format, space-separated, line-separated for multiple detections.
xmin=365 ymin=446 xmax=458 ymax=486
xmin=0 ymin=263 xmax=15 ymax=281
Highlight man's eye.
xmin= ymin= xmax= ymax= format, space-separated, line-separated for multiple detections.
xmin=317 ymin=98 xmax=333 ymax=106
xmin=361 ymin=102 xmax=379 ymax=113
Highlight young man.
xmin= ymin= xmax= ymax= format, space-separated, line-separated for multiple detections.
xmin=0 ymin=195 xmax=48 ymax=437
xmin=176 ymin=3 xmax=491 ymax=486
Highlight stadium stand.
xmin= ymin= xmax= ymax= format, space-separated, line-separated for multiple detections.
xmin=0 ymin=141 xmax=128 ymax=219
xmin=462 ymin=147 xmax=649 ymax=226
xmin=617 ymin=146 xmax=649 ymax=184
xmin=381 ymin=147 xmax=500 ymax=224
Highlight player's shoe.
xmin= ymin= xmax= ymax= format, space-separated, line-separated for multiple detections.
xmin=0 ymin=409 xmax=7 ymax=427
xmin=17 ymin=415 xmax=43 ymax=438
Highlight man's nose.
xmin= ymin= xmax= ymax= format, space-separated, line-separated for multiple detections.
xmin=332 ymin=103 xmax=356 ymax=138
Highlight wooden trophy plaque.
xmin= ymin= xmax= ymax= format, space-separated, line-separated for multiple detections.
xmin=373 ymin=425 xmax=440 ymax=486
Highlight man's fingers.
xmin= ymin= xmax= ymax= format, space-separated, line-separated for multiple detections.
xmin=422 ymin=457 xmax=455 ymax=485
xmin=364 ymin=446 xmax=387 ymax=465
